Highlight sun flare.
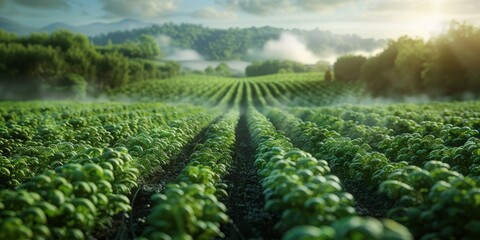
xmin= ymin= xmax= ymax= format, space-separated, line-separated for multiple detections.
xmin=410 ymin=0 xmax=448 ymax=39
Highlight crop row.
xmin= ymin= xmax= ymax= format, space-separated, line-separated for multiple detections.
xmin=0 ymin=102 xmax=216 ymax=188
xmin=264 ymin=106 xmax=480 ymax=239
xmin=289 ymin=106 xmax=480 ymax=179
xmin=112 ymin=73 xmax=360 ymax=108
xmin=247 ymin=106 xmax=412 ymax=239
xmin=0 ymin=102 xmax=220 ymax=239
xmin=112 ymin=75 xmax=239 ymax=106
xmin=141 ymin=111 xmax=239 ymax=239
xmin=0 ymin=147 xmax=138 ymax=239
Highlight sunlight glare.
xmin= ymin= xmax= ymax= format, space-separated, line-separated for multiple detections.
xmin=410 ymin=0 xmax=448 ymax=39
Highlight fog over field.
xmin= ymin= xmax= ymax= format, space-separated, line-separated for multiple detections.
xmin=161 ymin=31 xmax=384 ymax=72
xmin=247 ymin=32 xmax=320 ymax=64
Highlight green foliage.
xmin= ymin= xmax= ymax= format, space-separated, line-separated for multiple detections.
xmin=214 ymin=62 xmax=232 ymax=76
xmin=142 ymin=113 xmax=238 ymax=239
xmin=333 ymin=55 xmax=366 ymax=82
xmin=97 ymin=52 xmax=129 ymax=89
xmin=248 ymin=107 xmax=357 ymax=233
xmin=0 ymin=101 xmax=219 ymax=237
xmin=91 ymin=23 xmax=386 ymax=61
xmin=3 ymin=64 xmax=480 ymax=240
xmin=204 ymin=66 xmax=215 ymax=75
xmin=360 ymin=21 xmax=480 ymax=97
xmin=312 ymin=61 xmax=331 ymax=72
xmin=0 ymin=30 xmax=17 ymax=42
xmin=283 ymin=217 xmax=413 ymax=240
xmin=55 ymin=73 xmax=87 ymax=99
xmin=97 ymin=34 xmax=161 ymax=59
xmin=422 ymin=22 xmax=480 ymax=95
xmin=138 ymin=34 xmax=161 ymax=58
xmin=203 ymin=62 xmax=233 ymax=77
xmin=324 ymin=69 xmax=332 ymax=81
xmin=0 ymin=30 xmax=178 ymax=100
xmin=0 ymin=147 xmax=138 ymax=239
xmin=280 ymin=101 xmax=480 ymax=239
xmin=246 ymin=60 xmax=310 ymax=77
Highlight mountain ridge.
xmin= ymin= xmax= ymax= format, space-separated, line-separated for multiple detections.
xmin=0 ymin=17 xmax=152 ymax=36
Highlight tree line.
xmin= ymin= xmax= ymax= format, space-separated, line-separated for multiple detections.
xmin=246 ymin=60 xmax=312 ymax=77
xmin=92 ymin=23 xmax=385 ymax=61
xmin=333 ymin=22 xmax=480 ymax=98
xmin=0 ymin=30 xmax=178 ymax=100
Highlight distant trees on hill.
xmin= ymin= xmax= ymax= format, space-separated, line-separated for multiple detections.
xmin=91 ymin=23 xmax=386 ymax=61
xmin=0 ymin=30 xmax=179 ymax=100
xmin=97 ymin=34 xmax=161 ymax=59
xmin=205 ymin=63 xmax=233 ymax=77
xmin=333 ymin=21 xmax=480 ymax=98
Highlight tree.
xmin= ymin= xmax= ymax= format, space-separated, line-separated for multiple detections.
xmin=0 ymin=30 xmax=17 ymax=43
xmin=56 ymin=73 xmax=87 ymax=99
xmin=138 ymin=34 xmax=161 ymax=59
xmin=360 ymin=39 xmax=402 ymax=96
xmin=393 ymin=37 xmax=426 ymax=95
xmin=333 ymin=55 xmax=366 ymax=82
xmin=96 ymin=52 xmax=129 ymax=90
xmin=422 ymin=21 xmax=480 ymax=95
xmin=214 ymin=62 xmax=232 ymax=76
xmin=64 ymin=46 xmax=99 ymax=82
xmin=324 ymin=69 xmax=332 ymax=81
xmin=312 ymin=61 xmax=331 ymax=72
xmin=246 ymin=60 xmax=309 ymax=77
xmin=0 ymin=29 xmax=179 ymax=99
xmin=91 ymin=23 xmax=386 ymax=61
xmin=205 ymin=66 xmax=215 ymax=75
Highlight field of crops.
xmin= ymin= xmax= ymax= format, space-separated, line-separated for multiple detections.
xmin=1 ymin=72 xmax=480 ymax=239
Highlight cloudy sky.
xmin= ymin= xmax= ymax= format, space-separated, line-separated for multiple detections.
xmin=1 ymin=0 xmax=479 ymax=39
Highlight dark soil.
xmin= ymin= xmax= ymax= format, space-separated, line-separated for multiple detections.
xmin=220 ymin=108 xmax=281 ymax=239
xmin=340 ymin=178 xmax=395 ymax=218
xmin=98 ymin=120 xmax=214 ymax=240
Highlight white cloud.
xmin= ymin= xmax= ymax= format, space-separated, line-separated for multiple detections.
xmin=192 ymin=7 xmax=236 ymax=19
xmin=296 ymin=0 xmax=356 ymax=12
xmin=217 ymin=0 xmax=293 ymax=15
xmin=319 ymin=47 xmax=385 ymax=64
xmin=166 ymin=49 xmax=204 ymax=61
xmin=366 ymin=0 xmax=480 ymax=17
xmin=180 ymin=60 xmax=250 ymax=73
xmin=216 ymin=0 xmax=355 ymax=15
xmin=248 ymin=32 xmax=320 ymax=64
xmin=101 ymin=0 xmax=179 ymax=19
xmin=439 ymin=0 xmax=480 ymax=15
xmin=156 ymin=35 xmax=172 ymax=48
xmin=367 ymin=0 xmax=423 ymax=12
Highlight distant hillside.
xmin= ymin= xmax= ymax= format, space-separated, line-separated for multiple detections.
xmin=75 ymin=18 xmax=151 ymax=36
xmin=0 ymin=17 xmax=152 ymax=36
xmin=91 ymin=23 xmax=387 ymax=61
xmin=0 ymin=18 xmax=387 ymax=62
xmin=40 ymin=22 xmax=76 ymax=33
xmin=0 ymin=17 xmax=35 ymax=35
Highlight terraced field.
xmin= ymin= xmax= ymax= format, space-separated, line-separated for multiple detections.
xmin=1 ymin=73 xmax=480 ymax=239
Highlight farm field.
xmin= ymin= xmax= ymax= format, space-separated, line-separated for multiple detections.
xmin=1 ymin=73 xmax=480 ymax=240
